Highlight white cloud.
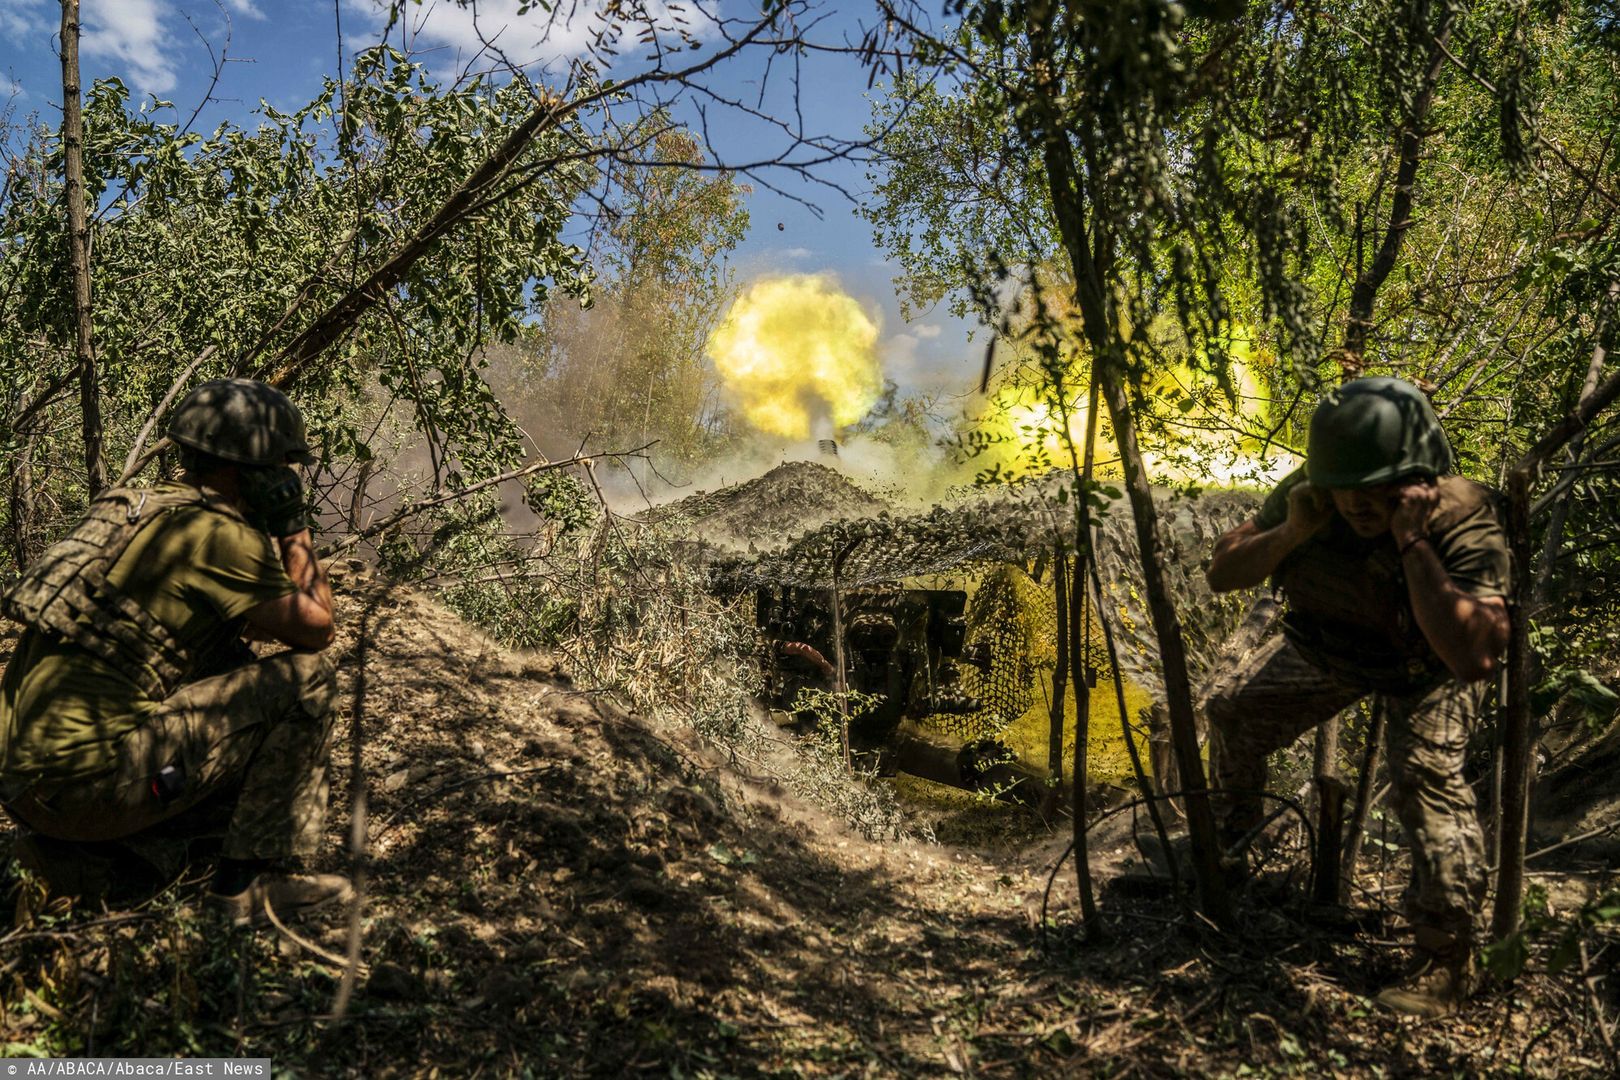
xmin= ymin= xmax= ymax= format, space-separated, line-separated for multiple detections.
xmin=345 ymin=0 xmax=720 ymax=76
xmin=0 ymin=0 xmax=51 ymax=38
xmin=912 ymin=323 xmax=942 ymax=340
xmin=222 ymin=0 xmax=267 ymax=22
xmin=881 ymin=331 xmax=920 ymax=378
xmin=778 ymin=247 xmax=814 ymax=261
xmin=82 ymin=0 xmax=178 ymax=95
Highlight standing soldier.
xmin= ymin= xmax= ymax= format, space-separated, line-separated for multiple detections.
xmin=1204 ymin=376 xmax=1511 ymax=1018
xmin=0 ymin=379 xmax=350 ymax=925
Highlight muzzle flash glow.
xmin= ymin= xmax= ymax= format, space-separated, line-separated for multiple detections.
xmin=708 ymin=274 xmax=883 ymax=440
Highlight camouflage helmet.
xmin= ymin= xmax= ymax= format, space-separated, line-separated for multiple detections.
xmin=168 ymin=379 xmax=315 ymax=467
xmin=1306 ymin=376 xmax=1453 ymax=489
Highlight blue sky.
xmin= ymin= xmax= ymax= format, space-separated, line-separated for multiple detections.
xmin=0 ymin=0 xmax=981 ymax=405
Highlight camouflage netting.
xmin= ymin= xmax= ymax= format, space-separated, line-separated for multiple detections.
xmin=704 ymin=465 xmax=1264 ymax=730
xmin=1090 ymin=489 xmax=1264 ymax=702
xmin=640 ymin=461 xmax=892 ymax=551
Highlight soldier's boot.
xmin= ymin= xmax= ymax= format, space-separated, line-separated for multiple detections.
xmin=210 ymin=871 xmax=354 ymax=928
xmin=1375 ymin=927 xmax=1477 ymax=1019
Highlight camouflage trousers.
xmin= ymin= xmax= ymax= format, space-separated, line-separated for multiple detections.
xmin=1204 ymin=633 xmax=1488 ymax=944
xmin=7 ymin=651 xmax=337 ymax=862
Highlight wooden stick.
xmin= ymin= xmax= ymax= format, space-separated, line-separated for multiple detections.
xmin=1492 ymin=468 xmax=1535 ymax=940
xmin=1338 ymin=701 xmax=1386 ymax=905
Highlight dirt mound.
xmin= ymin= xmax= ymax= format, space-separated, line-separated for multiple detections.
xmin=645 ymin=460 xmax=891 ymax=550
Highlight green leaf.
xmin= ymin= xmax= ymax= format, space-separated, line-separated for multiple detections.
xmin=1481 ymin=934 xmax=1529 ymax=981
xmin=1547 ymin=932 xmax=1581 ymax=975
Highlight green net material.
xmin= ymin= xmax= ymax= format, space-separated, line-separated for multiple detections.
xmin=703 ymin=470 xmax=1264 ymax=731
xmin=930 ymin=565 xmax=1040 ymax=738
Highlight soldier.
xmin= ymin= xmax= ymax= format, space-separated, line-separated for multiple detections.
xmin=1204 ymin=376 xmax=1511 ymax=1018
xmin=0 ymin=379 xmax=350 ymax=925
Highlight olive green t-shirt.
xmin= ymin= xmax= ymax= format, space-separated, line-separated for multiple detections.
xmin=0 ymin=483 xmax=296 ymax=782
xmin=1254 ymin=467 xmax=1512 ymax=689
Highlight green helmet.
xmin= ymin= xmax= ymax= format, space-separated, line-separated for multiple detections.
xmin=168 ymin=379 xmax=315 ymax=467
xmin=1305 ymin=376 xmax=1453 ymax=489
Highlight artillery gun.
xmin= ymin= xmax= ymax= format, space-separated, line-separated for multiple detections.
xmin=754 ymin=583 xmax=977 ymax=746
xmin=661 ymin=460 xmax=1264 ymax=795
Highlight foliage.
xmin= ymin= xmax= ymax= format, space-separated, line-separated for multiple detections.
xmin=0 ymin=48 xmax=596 ymax=565
xmin=866 ymin=3 xmax=1618 ymax=473
xmin=410 ymin=506 xmax=912 ymax=840
xmin=791 ymin=687 xmax=912 ymax=839
xmin=1482 ymin=883 xmax=1620 ymax=984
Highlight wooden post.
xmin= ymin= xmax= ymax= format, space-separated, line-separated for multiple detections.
xmin=1048 ymin=549 xmax=1069 ymax=785
xmin=60 ymin=0 xmax=106 ymax=496
xmin=828 ymin=536 xmax=864 ymax=770
xmin=1312 ymin=776 xmax=1348 ymax=904
xmin=1492 ymin=468 xmax=1535 ymax=939
xmin=1338 ymin=702 xmax=1386 ymax=905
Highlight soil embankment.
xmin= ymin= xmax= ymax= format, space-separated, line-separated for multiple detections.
xmin=6 ymin=563 xmax=1610 ymax=1075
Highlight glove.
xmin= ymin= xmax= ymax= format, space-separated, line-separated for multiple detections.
xmin=241 ymin=465 xmax=309 ymax=538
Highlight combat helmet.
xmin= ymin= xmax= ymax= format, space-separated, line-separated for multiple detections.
xmin=168 ymin=379 xmax=315 ymax=466
xmin=1306 ymin=376 xmax=1453 ymax=489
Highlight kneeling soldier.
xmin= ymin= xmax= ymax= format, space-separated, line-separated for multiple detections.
xmin=1205 ymin=376 xmax=1511 ymax=1018
xmin=0 ymin=379 xmax=349 ymax=924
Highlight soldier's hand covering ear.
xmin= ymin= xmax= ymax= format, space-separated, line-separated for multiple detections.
xmin=242 ymin=465 xmax=309 ymax=538
xmin=1388 ymin=479 xmax=1440 ymax=548
xmin=1284 ymin=480 xmax=1334 ymax=541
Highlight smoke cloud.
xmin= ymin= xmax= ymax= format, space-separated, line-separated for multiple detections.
xmin=708 ymin=274 xmax=884 ymax=439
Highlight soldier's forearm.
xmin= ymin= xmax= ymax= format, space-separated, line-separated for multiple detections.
xmin=278 ymin=529 xmax=334 ymax=615
xmin=1401 ymin=540 xmax=1509 ymax=682
xmin=1207 ymin=521 xmax=1309 ymax=593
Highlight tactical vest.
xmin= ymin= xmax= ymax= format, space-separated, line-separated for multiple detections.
xmin=2 ymin=486 xmax=241 ymax=700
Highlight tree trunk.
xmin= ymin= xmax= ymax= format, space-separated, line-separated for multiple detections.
xmin=1097 ymin=373 xmax=1232 ymax=925
xmin=348 ymin=457 xmax=375 ymax=532
xmin=1492 ymin=468 xmax=1535 ymax=940
xmin=1339 ymin=700 xmax=1385 ymax=904
xmin=1066 ymin=376 xmax=1104 ymax=936
xmin=1531 ymin=283 xmax=1616 ymax=616
xmin=59 ymin=0 xmax=105 ymax=496
xmin=1313 ymin=720 xmax=1341 ymax=808
xmin=8 ymin=431 xmax=39 ymax=569
xmin=1091 ymin=563 xmax=1181 ymax=894
xmin=1070 ymin=547 xmax=1098 ymax=934
xmin=1340 ymin=2 xmax=1455 ymax=367
xmin=1048 ymin=549 xmax=1069 ymax=784
xmin=1023 ymin=6 xmax=1230 ymax=926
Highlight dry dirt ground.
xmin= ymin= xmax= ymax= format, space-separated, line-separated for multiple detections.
xmin=2 ymin=567 xmax=1616 ymax=1078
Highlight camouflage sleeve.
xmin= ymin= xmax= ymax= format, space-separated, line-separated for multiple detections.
xmin=1254 ymin=467 xmax=1308 ymax=531
xmin=191 ymin=514 xmax=298 ymax=619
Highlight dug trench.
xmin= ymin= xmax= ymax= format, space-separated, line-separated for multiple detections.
xmin=3 ymin=552 xmax=1616 ymax=1076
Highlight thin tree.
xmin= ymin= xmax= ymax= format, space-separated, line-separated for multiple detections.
xmin=59 ymin=0 xmax=105 ymax=496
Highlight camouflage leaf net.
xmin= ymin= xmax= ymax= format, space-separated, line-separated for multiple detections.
xmin=699 ymin=466 xmax=1262 ymax=740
